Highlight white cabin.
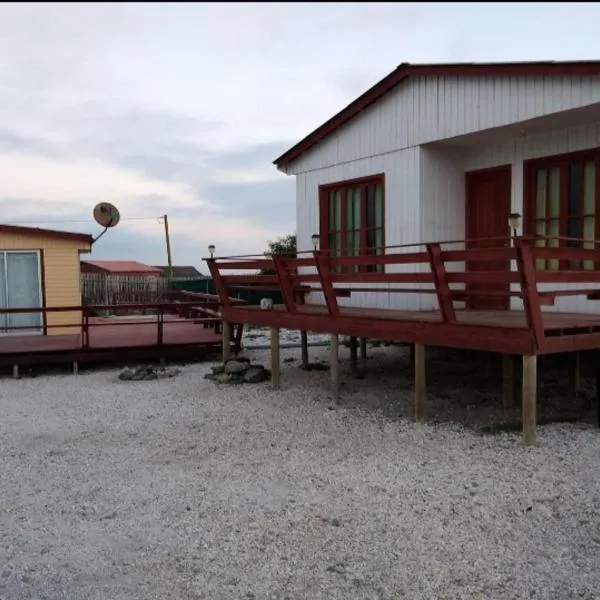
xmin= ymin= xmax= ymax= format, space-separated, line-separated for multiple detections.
xmin=274 ymin=61 xmax=600 ymax=314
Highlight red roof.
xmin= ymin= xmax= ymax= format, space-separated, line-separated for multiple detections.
xmin=81 ymin=260 xmax=163 ymax=275
xmin=273 ymin=60 xmax=600 ymax=169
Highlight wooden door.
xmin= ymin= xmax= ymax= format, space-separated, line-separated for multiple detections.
xmin=465 ymin=166 xmax=512 ymax=310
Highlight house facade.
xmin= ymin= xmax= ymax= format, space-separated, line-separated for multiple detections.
xmin=274 ymin=61 xmax=600 ymax=314
xmin=0 ymin=225 xmax=93 ymax=335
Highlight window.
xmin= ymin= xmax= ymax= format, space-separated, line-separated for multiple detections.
xmin=319 ymin=175 xmax=385 ymax=272
xmin=526 ymin=150 xmax=599 ymax=270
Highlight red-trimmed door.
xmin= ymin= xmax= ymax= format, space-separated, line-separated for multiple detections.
xmin=465 ymin=166 xmax=512 ymax=310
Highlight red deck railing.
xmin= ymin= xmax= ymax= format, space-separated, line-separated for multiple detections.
xmin=205 ymin=236 xmax=600 ymax=354
xmin=0 ymin=299 xmax=242 ymax=351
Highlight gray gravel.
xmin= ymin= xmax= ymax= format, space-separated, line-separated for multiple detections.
xmin=1 ymin=346 xmax=600 ymax=600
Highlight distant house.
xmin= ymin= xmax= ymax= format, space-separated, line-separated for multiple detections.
xmin=0 ymin=224 xmax=93 ymax=335
xmin=80 ymin=260 xmax=163 ymax=277
xmin=80 ymin=260 xmax=165 ymax=306
xmin=153 ymin=265 xmax=206 ymax=280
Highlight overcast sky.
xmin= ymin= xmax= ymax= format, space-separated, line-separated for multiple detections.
xmin=2 ymin=2 xmax=600 ymax=272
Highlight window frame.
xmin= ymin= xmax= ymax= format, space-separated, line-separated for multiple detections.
xmin=524 ymin=148 xmax=600 ymax=270
xmin=318 ymin=174 xmax=386 ymax=273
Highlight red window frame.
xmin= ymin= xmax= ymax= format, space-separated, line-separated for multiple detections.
xmin=318 ymin=174 xmax=386 ymax=273
xmin=524 ymin=148 xmax=600 ymax=270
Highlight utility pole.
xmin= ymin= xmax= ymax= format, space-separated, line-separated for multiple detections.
xmin=163 ymin=214 xmax=173 ymax=278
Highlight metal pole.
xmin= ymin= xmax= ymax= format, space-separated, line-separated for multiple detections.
xmin=163 ymin=214 xmax=173 ymax=278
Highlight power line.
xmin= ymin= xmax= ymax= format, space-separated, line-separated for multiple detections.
xmin=3 ymin=216 xmax=162 ymax=225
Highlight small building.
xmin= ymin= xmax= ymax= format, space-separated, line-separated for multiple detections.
xmin=152 ymin=265 xmax=206 ymax=280
xmin=0 ymin=224 xmax=93 ymax=335
xmin=274 ymin=60 xmax=600 ymax=314
xmin=80 ymin=260 xmax=165 ymax=306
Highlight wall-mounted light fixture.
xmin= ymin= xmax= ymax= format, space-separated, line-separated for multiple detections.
xmin=311 ymin=233 xmax=320 ymax=251
xmin=508 ymin=213 xmax=521 ymax=239
xmin=208 ymin=244 xmax=216 ymax=258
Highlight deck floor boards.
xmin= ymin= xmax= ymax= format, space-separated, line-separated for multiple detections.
xmin=0 ymin=316 xmax=221 ymax=356
xmin=242 ymin=304 xmax=600 ymax=332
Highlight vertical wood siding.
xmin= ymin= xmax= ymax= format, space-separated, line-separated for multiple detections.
xmin=0 ymin=233 xmax=90 ymax=335
xmin=288 ymin=76 xmax=600 ymax=175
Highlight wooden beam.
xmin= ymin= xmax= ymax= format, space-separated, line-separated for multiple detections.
xmin=273 ymin=257 xmax=298 ymax=314
xmin=414 ymin=344 xmax=426 ymax=422
xmin=222 ymin=321 xmax=231 ymax=363
xmin=270 ymin=327 xmax=280 ymax=389
xmin=502 ymin=354 xmax=514 ymax=408
xmin=300 ymin=330 xmax=309 ymax=368
xmin=359 ymin=338 xmax=367 ymax=367
xmin=313 ymin=251 xmax=341 ymax=318
xmin=515 ymin=239 xmax=545 ymax=351
xmin=426 ymin=242 xmax=456 ymax=323
xmin=349 ymin=336 xmax=358 ymax=374
xmin=522 ymin=354 xmax=537 ymax=445
xmin=330 ymin=334 xmax=340 ymax=402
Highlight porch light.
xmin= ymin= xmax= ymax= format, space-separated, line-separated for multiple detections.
xmin=311 ymin=233 xmax=320 ymax=250
xmin=508 ymin=213 xmax=521 ymax=237
xmin=208 ymin=244 xmax=215 ymax=258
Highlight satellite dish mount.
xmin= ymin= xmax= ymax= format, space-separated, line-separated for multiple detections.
xmin=92 ymin=202 xmax=121 ymax=244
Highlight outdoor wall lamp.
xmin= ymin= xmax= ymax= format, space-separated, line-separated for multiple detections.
xmin=508 ymin=213 xmax=522 ymax=238
xmin=311 ymin=233 xmax=320 ymax=250
xmin=208 ymin=244 xmax=215 ymax=258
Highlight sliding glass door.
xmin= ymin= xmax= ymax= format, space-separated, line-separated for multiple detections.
xmin=0 ymin=251 xmax=42 ymax=335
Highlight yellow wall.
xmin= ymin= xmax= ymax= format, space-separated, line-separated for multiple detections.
xmin=0 ymin=232 xmax=91 ymax=335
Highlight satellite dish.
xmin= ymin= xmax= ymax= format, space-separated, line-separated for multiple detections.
xmin=93 ymin=202 xmax=120 ymax=228
xmin=91 ymin=202 xmax=121 ymax=244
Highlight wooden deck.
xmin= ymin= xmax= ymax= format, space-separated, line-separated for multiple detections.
xmin=0 ymin=304 xmax=231 ymax=369
xmin=205 ymin=238 xmax=600 ymax=444
xmin=206 ymin=238 xmax=600 ymax=356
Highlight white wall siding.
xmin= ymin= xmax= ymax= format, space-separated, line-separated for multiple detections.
xmin=288 ymin=76 xmax=600 ymax=175
xmin=418 ymin=146 xmax=466 ymax=311
xmin=296 ymin=147 xmax=422 ymax=310
xmin=463 ymin=121 xmax=600 ymax=314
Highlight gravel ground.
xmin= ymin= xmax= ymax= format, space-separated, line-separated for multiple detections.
xmin=1 ymin=345 xmax=600 ymax=600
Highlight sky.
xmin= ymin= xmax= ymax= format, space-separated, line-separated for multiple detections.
xmin=2 ymin=2 xmax=600 ymax=273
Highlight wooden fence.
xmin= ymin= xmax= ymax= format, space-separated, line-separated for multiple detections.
xmin=81 ymin=273 xmax=170 ymax=312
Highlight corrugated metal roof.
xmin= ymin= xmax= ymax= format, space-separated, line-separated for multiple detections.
xmin=81 ymin=260 xmax=163 ymax=274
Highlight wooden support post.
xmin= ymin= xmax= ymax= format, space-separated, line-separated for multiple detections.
xmin=414 ymin=344 xmax=426 ymax=422
xmin=270 ymin=327 xmax=280 ymax=390
xmin=574 ymin=351 xmax=581 ymax=392
xmin=159 ymin=357 xmax=166 ymax=367
xmin=300 ymin=330 xmax=309 ymax=368
xmin=12 ymin=364 xmax=19 ymax=380
xmin=595 ymin=351 xmax=600 ymax=428
xmin=330 ymin=334 xmax=340 ymax=402
xmin=349 ymin=336 xmax=358 ymax=374
xmin=359 ymin=337 xmax=367 ymax=370
xmin=522 ymin=354 xmax=537 ymax=445
xmin=73 ymin=361 xmax=79 ymax=376
xmin=222 ymin=321 xmax=231 ymax=363
xmin=502 ymin=354 xmax=514 ymax=408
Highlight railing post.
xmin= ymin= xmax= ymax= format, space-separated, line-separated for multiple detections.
xmin=205 ymin=258 xmax=231 ymax=308
xmin=515 ymin=238 xmax=544 ymax=352
xmin=313 ymin=251 xmax=340 ymax=318
xmin=273 ymin=257 xmax=298 ymax=313
xmin=82 ymin=308 xmax=90 ymax=349
xmin=157 ymin=305 xmax=164 ymax=346
xmin=426 ymin=243 xmax=456 ymax=323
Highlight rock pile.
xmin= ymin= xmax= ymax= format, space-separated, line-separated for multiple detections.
xmin=118 ymin=365 xmax=182 ymax=382
xmin=204 ymin=357 xmax=270 ymax=384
